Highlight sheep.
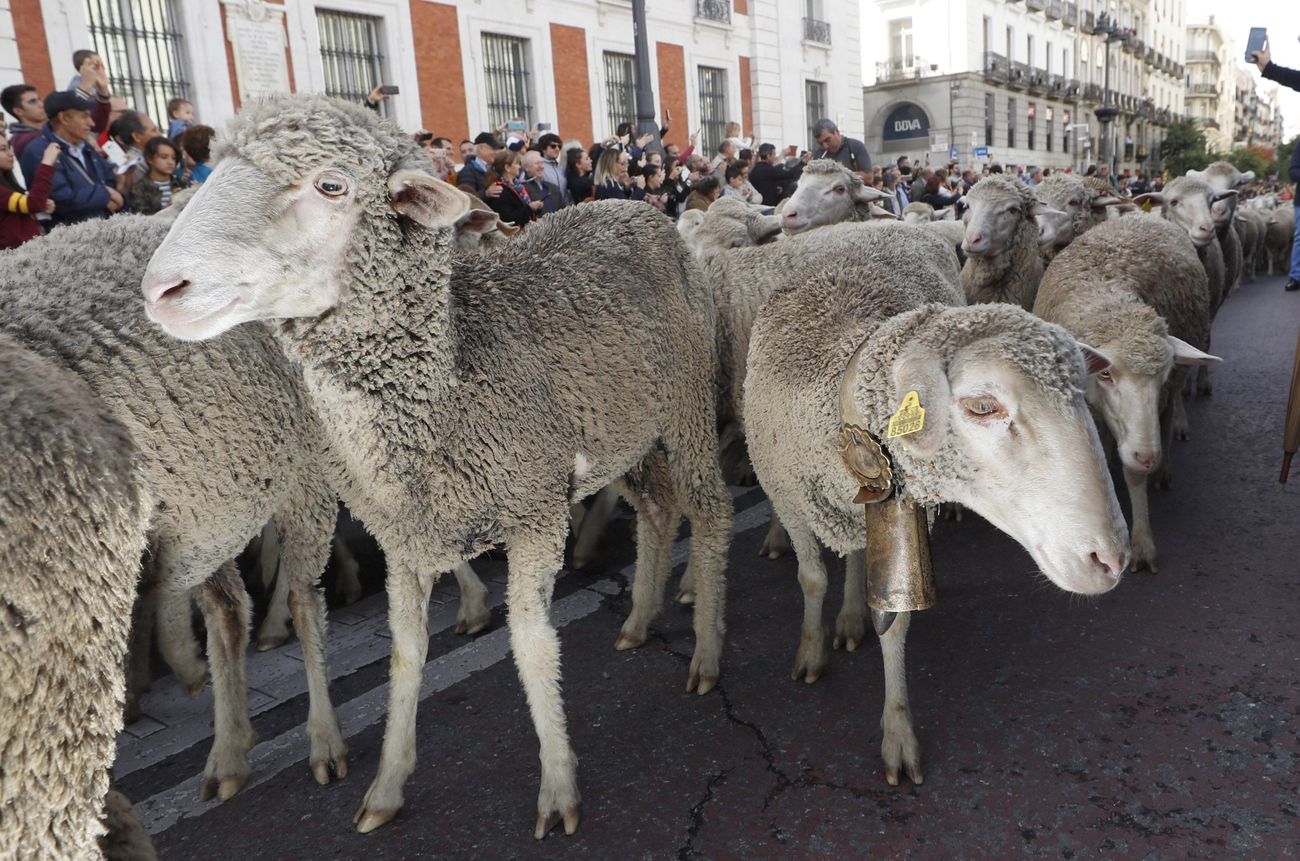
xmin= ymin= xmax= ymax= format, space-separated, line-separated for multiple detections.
xmin=0 ymin=214 xmax=351 ymax=802
xmin=1234 ymin=206 xmax=1268 ymax=284
xmin=1190 ymin=163 xmax=1247 ymax=296
xmin=0 ymin=333 xmax=151 ymax=860
xmin=779 ymin=158 xmax=891 ymax=234
xmin=901 ymin=201 xmax=954 ymax=223
xmin=98 ymin=788 xmax=157 ymax=861
xmin=1264 ymin=204 xmax=1295 ymax=276
xmin=958 ymin=174 xmax=1046 ymax=309
xmin=1133 ymin=176 xmax=1232 ymax=397
xmin=140 ymin=95 xmax=734 ymax=838
xmin=1034 ymin=214 xmax=1220 ymax=571
xmin=1031 ymin=173 xmax=1122 ymax=259
xmin=743 ymin=220 xmax=1130 ymax=784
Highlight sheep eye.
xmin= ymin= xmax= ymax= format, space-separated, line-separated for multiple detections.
xmin=961 ymin=397 xmax=1004 ymax=418
xmin=1006 ymin=207 xmax=1020 ymax=216
xmin=832 ymin=185 xmax=846 ymax=194
xmin=1169 ymin=199 xmax=1178 ymax=207
xmin=314 ymin=174 xmax=350 ymax=197
xmin=1069 ymin=199 xmax=1081 ymax=207
xmin=1097 ymin=369 xmax=1113 ymax=382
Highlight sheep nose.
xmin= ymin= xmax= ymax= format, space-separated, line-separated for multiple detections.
xmin=1088 ymin=550 xmax=1125 ymax=588
xmin=142 ymin=275 xmax=190 ymax=305
xmin=1129 ymin=450 xmax=1158 ymax=472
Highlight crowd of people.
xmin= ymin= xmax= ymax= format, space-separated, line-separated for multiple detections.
xmin=0 ymin=50 xmax=216 ymax=249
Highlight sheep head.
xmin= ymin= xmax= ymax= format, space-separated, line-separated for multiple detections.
xmin=143 ymin=95 xmax=464 ymax=341
xmin=780 ymin=159 xmax=889 ymax=235
xmin=678 ymin=196 xmax=782 ymax=259
xmin=960 ymin=174 xmax=1042 ymax=257
xmin=1033 ymin=174 xmax=1122 ymax=249
xmin=1133 ymin=176 xmax=1233 ymax=247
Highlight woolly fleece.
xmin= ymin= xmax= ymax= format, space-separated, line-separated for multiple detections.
xmin=960 ymin=174 xmax=1044 ymax=309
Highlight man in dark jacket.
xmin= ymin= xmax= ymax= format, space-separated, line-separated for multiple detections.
xmin=749 ymin=143 xmax=810 ymax=206
xmin=19 ymin=90 xmax=121 ymax=230
xmin=812 ymin=117 xmax=872 ymax=181
xmin=457 ymin=132 xmax=500 ymax=200
xmin=1251 ymin=43 xmax=1300 ymax=290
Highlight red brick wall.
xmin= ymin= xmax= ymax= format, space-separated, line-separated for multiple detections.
xmin=734 ymin=0 xmax=748 ymax=15
xmin=738 ymin=56 xmax=753 ymax=139
xmin=10 ymin=0 xmax=54 ymax=95
xmin=412 ymin=1 xmax=468 ymax=139
xmin=221 ymin=6 xmax=297 ymax=112
xmin=656 ymin=42 xmax=687 ymax=148
xmin=550 ymin=23 xmax=592 ymax=144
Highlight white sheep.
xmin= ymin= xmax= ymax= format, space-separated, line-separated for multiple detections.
xmin=959 ymin=175 xmax=1047 ymax=309
xmin=141 ymin=95 xmax=734 ymax=838
xmin=1263 ymin=204 xmax=1295 ymax=276
xmin=1034 ymin=213 xmax=1220 ymax=571
xmin=1031 ymin=173 xmax=1122 ymax=259
xmin=1190 ymin=162 xmax=1249 ymax=296
xmin=779 ymin=159 xmax=891 ymax=234
xmin=0 ymin=333 xmax=152 ymax=859
xmin=0 ymin=213 xmax=351 ymax=802
xmin=744 ymin=220 xmax=1130 ymax=785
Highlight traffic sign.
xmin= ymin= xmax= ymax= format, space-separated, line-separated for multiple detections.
xmin=974 ymin=146 xmax=990 ymax=158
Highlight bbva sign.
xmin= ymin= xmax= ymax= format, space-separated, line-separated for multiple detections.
xmin=882 ymin=103 xmax=930 ymax=142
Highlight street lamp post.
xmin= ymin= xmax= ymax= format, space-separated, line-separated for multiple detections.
xmin=631 ymin=0 xmax=664 ymax=154
xmin=1094 ymin=12 xmax=1121 ymax=174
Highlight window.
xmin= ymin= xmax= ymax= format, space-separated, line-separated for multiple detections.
xmin=481 ymin=33 xmax=533 ymax=130
xmin=982 ymin=16 xmax=991 ymax=58
xmin=84 ymin=0 xmax=190 ymax=129
xmin=1027 ymin=102 xmax=1035 ymax=150
xmin=603 ymin=51 xmax=635 ymax=137
xmin=985 ymin=92 xmax=994 ymax=146
xmin=697 ymin=66 xmax=728 ymax=156
xmin=1045 ymin=106 xmax=1053 ymax=152
xmin=1007 ymin=97 xmax=1016 ymax=148
xmin=1027 ymin=35 xmax=1034 ymax=69
xmin=1006 ymin=26 xmax=1014 ymax=61
xmin=317 ymin=10 xmax=387 ymax=117
xmin=889 ymin=18 xmax=913 ymax=66
xmin=1063 ymin=109 xmax=1071 ymax=153
xmin=805 ymin=80 xmax=826 ymax=151
xmin=1046 ymin=41 xmax=1053 ymax=75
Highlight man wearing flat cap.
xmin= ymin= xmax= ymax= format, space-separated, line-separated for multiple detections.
xmin=19 ymin=90 xmax=122 ymax=229
xmin=457 ymin=132 xmax=502 ymax=200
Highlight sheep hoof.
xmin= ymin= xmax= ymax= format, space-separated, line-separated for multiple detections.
xmin=834 ymin=611 xmax=866 ymax=652
xmin=614 ymin=630 xmax=645 ymax=651
xmin=255 ymin=632 xmax=290 ymax=652
xmin=758 ymin=538 xmax=789 ymax=559
xmin=686 ymin=669 xmax=719 ymax=695
xmin=183 ymin=670 xmax=209 ymax=699
xmin=455 ymin=608 xmax=491 ymax=636
xmin=311 ymin=753 xmax=348 ymax=785
xmin=199 ymin=772 xmax=249 ymax=803
xmin=790 ymin=636 xmax=827 ymax=684
xmin=534 ymin=804 xmax=581 ymax=839
xmin=1197 ymin=381 xmax=1213 ymax=396
xmin=355 ymin=807 xmax=397 ymax=835
xmin=1174 ymin=426 xmax=1191 ymax=442
xmin=675 ymin=589 xmax=696 ymax=605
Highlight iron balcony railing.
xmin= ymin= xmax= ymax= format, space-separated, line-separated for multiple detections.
xmin=984 ymin=51 xmax=1010 ymax=81
xmin=1046 ymin=1 xmax=1064 ymax=20
xmin=1046 ymin=73 xmax=1064 ymax=95
xmin=1026 ymin=0 xmax=1046 ymax=11
xmin=803 ymin=17 xmax=831 ymax=44
xmin=1188 ymin=83 xmax=1219 ymax=95
xmin=1083 ymin=82 xmax=1103 ymax=102
xmin=876 ymin=57 xmax=936 ymax=82
xmin=1081 ymin=10 xmax=1096 ymax=33
xmin=1063 ymin=2 xmax=1078 ymax=28
xmin=1187 ymin=49 xmax=1218 ymax=64
xmin=695 ymin=0 xmax=730 ymax=25
xmin=1144 ymin=47 xmax=1156 ymax=65
xmin=1064 ymin=78 xmax=1082 ymax=98
xmin=1009 ymin=60 xmax=1032 ymax=87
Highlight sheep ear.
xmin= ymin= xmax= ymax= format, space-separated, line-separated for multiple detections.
xmin=870 ymin=204 xmax=899 ymax=220
xmin=1131 ymin=193 xmax=1163 ymax=208
xmin=1185 ymin=169 xmax=1204 ymax=180
xmin=853 ymin=185 xmax=891 ymax=205
xmin=1033 ymin=203 xmax=1066 ymax=218
xmin=888 ymin=350 xmax=950 ymax=458
xmin=1212 ymin=189 xmax=1238 ymax=203
xmin=935 ymin=207 xmax=956 ymax=221
xmin=1091 ymin=195 xmax=1123 ymax=210
xmin=388 ymin=170 xmax=470 ymax=228
xmin=1238 ymin=170 xmax=1255 ymax=185
xmin=1077 ymin=342 xmax=1113 ymax=374
xmin=1167 ymin=336 xmax=1222 ymax=366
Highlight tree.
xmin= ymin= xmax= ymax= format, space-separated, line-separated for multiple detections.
xmin=1224 ymin=147 xmax=1269 ymax=179
xmin=1160 ymin=120 xmax=1211 ymax=177
xmin=1274 ymin=135 xmax=1298 ymax=181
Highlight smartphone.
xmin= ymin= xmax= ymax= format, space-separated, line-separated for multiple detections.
xmin=380 ymin=84 xmax=400 ymax=95
xmin=506 ymin=120 xmax=527 ymax=131
xmin=1245 ymin=28 xmax=1268 ymax=62
xmin=536 ymin=122 xmax=552 ymax=131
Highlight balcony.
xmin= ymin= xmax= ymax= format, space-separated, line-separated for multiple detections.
xmin=1064 ymin=77 xmax=1082 ymax=98
xmin=1046 ymin=73 xmax=1064 ymax=95
xmin=1144 ymin=47 xmax=1156 ymax=66
xmin=1124 ymin=35 xmax=1142 ymax=56
xmin=1187 ymin=49 xmax=1218 ymax=64
xmin=1010 ymin=60 xmax=1034 ymax=88
xmin=1046 ymin=0 xmax=1063 ymax=19
xmin=876 ymin=57 xmax=938 ymax=83
xmin=802 ymin=17 xmax=831 ymax=45
xmin=1083 ymin=82 xmax=1103 ymax=103
xmin=1063 ymin=2 xmax=1077 ymax=28
xmin=1027 ymin=0 xmax=1046 ymax=11
xmin=694 ymin=0 xmax=730 ymax=25
xmin=983 ymin=51 xmax=1010 ymax=82
xmin=1187 ymin=83 xmax=1219 ymax=96
xmin=1196 ymin=118 xmax=1221 ymax=130
xmin=1081 ymin=10 xmax=1095 ymax=33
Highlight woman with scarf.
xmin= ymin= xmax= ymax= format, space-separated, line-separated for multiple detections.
xmin=484 ymin=148 xmax=541 ymax=228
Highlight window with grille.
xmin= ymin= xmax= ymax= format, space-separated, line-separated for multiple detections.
xmin=1027 ymin=102 xmax=1036 ymax=150
xmin=697 ymin=66 xmax=727 ymax=156
xmin=805 ymin=80 xmax=826 ymax=151
xmin=984 ymin=92 xmax=994 ymax=146
xmin=482 ymin=33 xmax=533 ymax=130
xmin=603 ymin=52 xmax=635 ymax=138
xmin=84 ymin=0 xmax=189 ymax=129
xmin=1007 ymin=97 xmax=1016 ymax=148
xmin=317 ymin=10 xmax=387 ymax=117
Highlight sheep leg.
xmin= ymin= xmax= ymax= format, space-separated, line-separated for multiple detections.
xmin=505 ymin=530 xmax=581 ymax=839
xmin=254 ymin=531 xmax=292 ymax=651
xmin=1124 ymin=466 xmax=1157 ymax=573
xmin=676 ymin=556 xmax=696 ymax=605
xmin=786 ymin=518 xmax=829 ymax=684
xmin=834 ymin=549 xmax=867 ymax=652
xmin=123 ymin=575 xmax=158 ymax=725
xmin=155 ymin=581 xmax=207 ymax=696
xmin=195 ymin=561 xmax=255 ymax=802
xmin=332 ymin=535 xmax=364 ymax=606
xmin=354 ymin=560 xmax=435 ymax=834
xmin=1171 ymin=390 xmax=1192 ymax=441
xmin=878 ymin=610 xmax=922 ymax=785
xmin=612 ymin=484 xmax=676 ymax=652
xmin=758 ymin=513 xmax=791 ymax=559
xmin=1195 ymin=336 xmax=1213 ymax=395
xmin=275 ymin=502 xmax=347 ymax=787
xmin=452 ymin=561 xmax=490 ymax=635
xmin=571 ymin=484 xmax=619 ymax=571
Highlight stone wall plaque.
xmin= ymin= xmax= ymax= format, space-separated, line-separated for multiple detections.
xmin=227 ymin=1 xmax=290 ymax=103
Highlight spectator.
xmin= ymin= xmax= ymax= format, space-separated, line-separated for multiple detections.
xmin=749 ymin=143 xmax=808 ymax=206
xmin=896 ymin=155 xmax=912 ymax=178
xmin=1098 ymin=163 xmax=1116 ymax=190
xmin=594 ymin=147 xmax=635 ymax=200
xmin=565 ymin=146 xmax=594 ymax=204
xmin=458 ymin=132 xmax=499 ymax=199
xmin=18 ymin=89 xmax=121 ymax=229
xmin=127 ymin=136 xmax=183 ymax=215
xmin=882 ymin=168 xmax=908 ymax=214
xmin=640 ymin=164 xmax=670 ymax=213
xmin=66 ymin=49 xmax=99 ymax=91
xmin=521 ymin=149 xmax=561 ymax=214
xmin=685 ymin=175 xmax=721 ymax=212
xmin=722 ymin=120 xmax=750 ymax=153
xmin=107 ymin=110 xmax=160 ymax=201
xmin=721 ymin=163 xmax=750 ymax=202
xmin=812 ymin=117 xmax=872 ymax=180
xmin=1026 ymin=167 xmax=1043 ymax=187
xmin=166 ymin=97 xmax=194 ymax=141
xmin=98 ymin=95 xmax=129 ymax=166
xmin=0 ymin=135 xmax=58 ymax=249
xmin=710 ymin=139 xmax=737 ymax=182
xmin=910 ymin=166 xmax=933 ymax=202
xmin=614 ymin=121 xmax=655 ymax=162
xmin=484 ymin=148 xmax=537 ymax=227
xmin=1 ymin=85 xmax=48 ymax=159
xmin=661 ymin=157 xmax=691 ymax=214
xmin=68 ymin=52 xmax=115 ymax=134
xmin=179 ymin=125 xmax=215 ymax=184
xmin=536 ymin=132 xmax=571 ymax=207
xmin=1251 ymin=42 xmax=1300 ymax=92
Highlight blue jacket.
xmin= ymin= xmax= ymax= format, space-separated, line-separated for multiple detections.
xmin=19 ymin=126 xmax=118 ymax=229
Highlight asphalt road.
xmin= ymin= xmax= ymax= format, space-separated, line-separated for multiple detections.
xmin=129 ymin=273 xmax=1300 ymax=860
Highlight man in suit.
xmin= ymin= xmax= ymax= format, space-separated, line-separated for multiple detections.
xmin=521 ymin=149 xmax=561 ymax=215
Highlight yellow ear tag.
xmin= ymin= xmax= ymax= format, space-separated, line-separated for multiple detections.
xmin=887 ymin=391 xmax=926 ymax=438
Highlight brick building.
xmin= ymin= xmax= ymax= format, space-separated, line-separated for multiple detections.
xmin=1 ymin=0 xmax=864 ymax=155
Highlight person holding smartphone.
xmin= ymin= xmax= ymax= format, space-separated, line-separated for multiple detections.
xmin=1249 ymin=38 xmax=1300 ymax=92
xmin=750 ymin=143 xmax=811 ymax=206
xmin=1249 ymin=39 xmax=1300 ymax=290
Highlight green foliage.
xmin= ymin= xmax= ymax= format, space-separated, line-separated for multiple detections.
xmin=1160 ymin=120 xmax=1211 ymax=177
xmin=1223 ymin=148 xmax=1269 ymax=179
xmin=1274 ymin=135 xmax=1298 ymax=178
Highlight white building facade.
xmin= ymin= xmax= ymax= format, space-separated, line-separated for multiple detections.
xmin=862 ymin=0 xmax=1187 ymax=175
xmin=3 ymin=1 xmax=863 ymax=157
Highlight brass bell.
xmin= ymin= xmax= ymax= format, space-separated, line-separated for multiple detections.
xmin=865 ymin=496 xmax=936 ymax=635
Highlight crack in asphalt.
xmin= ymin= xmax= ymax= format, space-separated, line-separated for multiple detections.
xmin=675 ymin=767 xmax=732 ymax=861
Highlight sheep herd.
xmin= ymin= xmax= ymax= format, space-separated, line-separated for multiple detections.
xmin=0 ymin=94 xmax=1286 ymax=856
